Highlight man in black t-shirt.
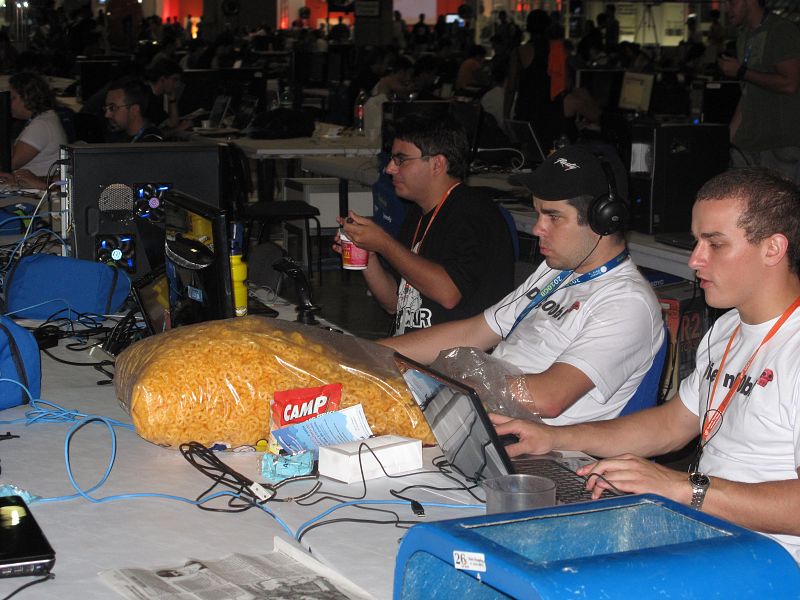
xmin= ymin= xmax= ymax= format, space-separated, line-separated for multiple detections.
xmin=336 ymin=113 xmax=515 ymax=334
xmin=104 ymin=77 xmax=164 ymax=143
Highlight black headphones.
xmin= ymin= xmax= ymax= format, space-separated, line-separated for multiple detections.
xmin=588 ymin=158 xmax=628 ymax=237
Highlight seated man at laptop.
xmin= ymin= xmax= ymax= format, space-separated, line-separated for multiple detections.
xmin=492 ymin=168 xmax=800 ymax=561
xmin=104 ymin=77 xmax=164 ymax=143
xmin=336 ymin=113 xmax=515 ymax=335
xmin=383 ymin=145 xmax=664 ymax=425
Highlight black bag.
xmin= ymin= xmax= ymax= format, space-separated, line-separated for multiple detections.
xmin=248 ymin=108 xmax=316 ymax=139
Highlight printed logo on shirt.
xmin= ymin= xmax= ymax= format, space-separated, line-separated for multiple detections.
xmin=701 ymin=361 xmax=770 ymax=396
xmin=536 ymin=298 xmax=581 ymax=321
xmin=756 ymin=369 xmax=774 ymax=387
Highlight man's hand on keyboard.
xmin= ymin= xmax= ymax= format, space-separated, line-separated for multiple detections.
xmin=490 ymin=413 xmax=555 ymax=457
xmin=577 ymin=454 xmax=690 ymax=502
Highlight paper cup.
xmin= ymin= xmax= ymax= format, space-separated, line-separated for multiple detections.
xmin=200 ymin=119 xmax=212 ymax=129
xmin=340 ymin=230 xmax=369 ymax=270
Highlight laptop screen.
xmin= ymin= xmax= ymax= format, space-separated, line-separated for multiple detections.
xmin=395 ymin=353 xmax=511 ymax=482
xmin=618 ymin=72 xmax=654 ymax=113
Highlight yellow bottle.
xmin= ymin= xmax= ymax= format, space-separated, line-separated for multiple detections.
xmin=230 ymin=254 xmax=248 ymax=317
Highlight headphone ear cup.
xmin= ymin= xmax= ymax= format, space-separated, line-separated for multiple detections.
xmin=589 ymin=193 xmax=629 ymax=236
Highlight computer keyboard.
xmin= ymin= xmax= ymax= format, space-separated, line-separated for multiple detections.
xmin=513 ymin=458 xmax=620 ymax=504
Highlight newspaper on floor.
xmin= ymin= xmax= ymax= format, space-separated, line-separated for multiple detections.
xmin=99 ymin=537 xmax=376 ymax=600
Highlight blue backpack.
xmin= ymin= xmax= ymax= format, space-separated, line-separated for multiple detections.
xmin=0 ymin=316 xmax=40 ymax=409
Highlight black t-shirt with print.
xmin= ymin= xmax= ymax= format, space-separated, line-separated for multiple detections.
xmin=392 ymin=184 xmax=515 ymax=334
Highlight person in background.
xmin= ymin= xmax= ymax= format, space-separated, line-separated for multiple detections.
xmin=143 ymin=58 xmax=190 ymax=135
xmin=104 ymin=77 xmax=164 ymax=143
xmin=455 ymin=44 xmax=490 ymax=92
xmin=604 ymin=4 xmax=620 ymax=52
xmin=381 ymin=145 xmax=664 ymax=425
xmin=0 ymin=72 xmax=67 ymax=188
xmin=718 ymin=0 xmax=800 ymax=184
xmin=335 ymin=113 xmax=515 ymax=335
xmin=362 ymin=55 xmax=414 ymax=140
xmin=492 ymin=168 xmax=800 ymax=562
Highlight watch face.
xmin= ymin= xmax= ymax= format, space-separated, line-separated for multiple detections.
xmin=690 ymin=472 xmax=710 ymax=486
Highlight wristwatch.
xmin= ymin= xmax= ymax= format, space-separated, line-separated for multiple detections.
xmin=689 ymin=472 xmax=710 ymax=510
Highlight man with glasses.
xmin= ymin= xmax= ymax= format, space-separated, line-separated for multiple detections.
xmin=717 ymin=0 xmax=800 ymax=184
xmin=336 ymin=113 xmax=515 ymax=334
xmin=491 ymin=168 xmax=800 ymax=562
xmin=104 ymin=77 xmax=163 ymax=143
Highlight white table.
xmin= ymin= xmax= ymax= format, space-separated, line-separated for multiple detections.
xmin=0 ymin=339 xmax=480 ymax=600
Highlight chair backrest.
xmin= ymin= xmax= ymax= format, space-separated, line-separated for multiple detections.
xmin=496 ymin=203 xmax=520 ymax=262
xmin=619 ymin=326 xmax=669 ymax=417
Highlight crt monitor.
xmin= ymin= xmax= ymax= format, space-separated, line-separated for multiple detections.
xmin=576 ymin=69 xmax=625 ymax=110
xmin=618 ymin=72 xmax=654 ymax=113
xmin=163 ymin=190 xmax=235 ymax=327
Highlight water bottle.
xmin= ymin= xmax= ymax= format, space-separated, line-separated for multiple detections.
xmin=229 ymin=222 xmax=247 ymax=316
xmin=230 ymin=254 xmax=248 ymax=317
xmin=354 ymin=89 xmax=367 ymax=134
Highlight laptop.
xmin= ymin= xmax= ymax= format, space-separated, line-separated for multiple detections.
xmin=231 ymin=94 xmax=259 ymax=131
xmin=132 ymin=265 xmax=170 ymax=336
xmin=207 ymin=95 xmax=232 ymax=129
xmin=504 ymin=119 xmax=547 ymax=166
xmin=0 ymin=495 xmax=55 ymax=578
xmin=394 ymin=353 xmax=622 ymax=504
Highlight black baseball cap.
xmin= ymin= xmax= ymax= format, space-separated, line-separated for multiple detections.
xmin=510 ymin=145 xmax=626 ymax=201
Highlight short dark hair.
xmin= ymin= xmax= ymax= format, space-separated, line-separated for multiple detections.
xmin=696 ymin=167 xmax=800 ymax=274
xmin=144 ymin=58 xmax=183 ymax=82
xmin=9 ymin=72 xmax=56 ymax=115
xmin=393 ymin=112 xmax=470 ymax=180
xmin=108 ymin=76 xmax=151 ymax=112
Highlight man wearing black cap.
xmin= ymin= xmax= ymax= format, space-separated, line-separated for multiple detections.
xmin=383 ymin=145 xmax=664 ymax=425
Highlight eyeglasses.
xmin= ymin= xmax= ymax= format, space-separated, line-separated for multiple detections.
xmin=389 ymin=154 xmax=430 ymax=167
xmin=103 ymin=103 xmax=131 ymax=113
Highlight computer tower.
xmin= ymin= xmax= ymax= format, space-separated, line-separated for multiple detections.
xmin=60 ymin=143 xmax=221 ymax=279
xmin=628 ymin=123 xmax=729 ymax=235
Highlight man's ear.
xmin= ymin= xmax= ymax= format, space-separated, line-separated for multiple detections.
xmin=763 ymin=233 xmax=789 ymax=267
xmin=430 ymin=154 xmax=448 ymax=176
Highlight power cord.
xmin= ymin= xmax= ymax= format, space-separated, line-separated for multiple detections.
xmin=0 ymin=572 xmax=55 ymax=600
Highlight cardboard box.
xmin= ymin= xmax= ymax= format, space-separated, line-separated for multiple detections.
xmin=318 ymin=435 xmax=422 ymax=484
xmin=656 ymin=282 xmax=708 ymax=399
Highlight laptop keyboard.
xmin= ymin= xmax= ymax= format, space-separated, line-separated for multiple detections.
xmin=512 ymin=458 xmax=619 ymax=503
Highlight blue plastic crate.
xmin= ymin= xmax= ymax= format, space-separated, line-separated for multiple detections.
xmin=394 ymin=494 xmax=800 ymax=599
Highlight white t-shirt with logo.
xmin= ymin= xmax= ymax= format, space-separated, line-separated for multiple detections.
xmin=484 ymin=258 xmax=664 ymax=426
xmin=680 ymin=308 xmax=800 ymax=562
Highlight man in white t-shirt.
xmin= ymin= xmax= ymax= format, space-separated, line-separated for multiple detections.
xmin=382 ymin=145 xmax=664 ymax=424
xmin=492 ymin=167 xmax=800 ymax=562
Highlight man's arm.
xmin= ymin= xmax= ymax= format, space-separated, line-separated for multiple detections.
xmin=342 ymin=211 xmax=462 ymax=309
xmin=378 ymin=312 xmax=501 ymax=364
xmin=361 ymin=252 xmax=399 ymax=313
xmin=512 ymin=363 xmax=596 ymax=418
xmin=491 ymin=393 xmax=698 ymax=459
xmin=729 ymin=99 xmax=743 ymax=142
xmin=718 ymin=55 xmax=800 ymax=95
xmin=11 ymin=141 xmax=39 ymax=171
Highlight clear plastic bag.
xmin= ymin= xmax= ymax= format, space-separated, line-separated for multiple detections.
xmin=114 ymin=316 xmax=435 ymax=448
xmin=431 ymin=347 xmax=543 ymax=422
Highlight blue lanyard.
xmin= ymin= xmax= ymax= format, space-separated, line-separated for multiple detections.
xmin=505 ymin=250 xmax=629 ymax=339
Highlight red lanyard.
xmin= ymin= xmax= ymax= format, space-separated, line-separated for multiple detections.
xmin=702 ymin=295 xmax=800 ymax=441
xmin=409 ymin=182 xmax=460 ymax=253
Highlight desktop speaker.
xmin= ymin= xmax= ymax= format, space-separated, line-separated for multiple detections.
xmin=61 ymin=143 xmax=221 ymax=279
xmin=627 ymin=123 xmax=729 ymax=235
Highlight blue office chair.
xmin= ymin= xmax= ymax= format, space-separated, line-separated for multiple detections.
xmin=619 ymin=326 xmax=669 ymax=417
